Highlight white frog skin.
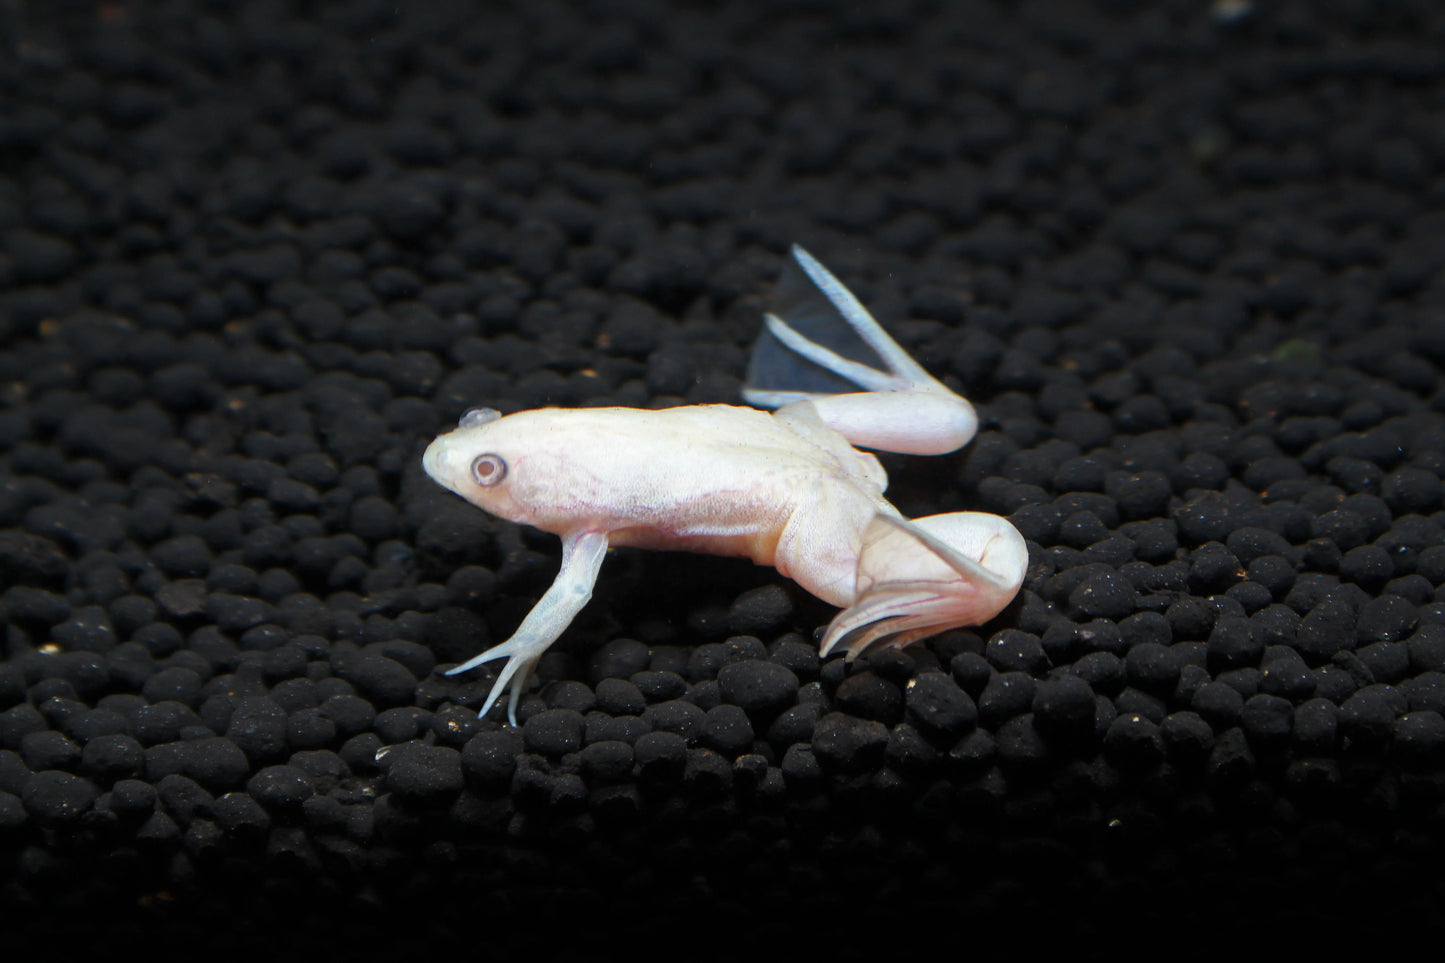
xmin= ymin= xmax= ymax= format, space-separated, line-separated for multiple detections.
xmin=423 ymin=245 xmax=1028 ymax=725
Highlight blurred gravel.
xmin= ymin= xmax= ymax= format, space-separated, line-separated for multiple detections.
xmin=3 ymin=0 xmax=1445 ymax=954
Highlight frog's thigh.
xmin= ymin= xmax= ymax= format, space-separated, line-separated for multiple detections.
xmin=772 ymin=489 xmax=876 ymax=608
xmin=805 ymin=391 xmax=977 ymax=457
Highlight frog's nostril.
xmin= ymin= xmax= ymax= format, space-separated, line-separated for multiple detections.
xmin=422 ymin=439 xmax=452 ymax=479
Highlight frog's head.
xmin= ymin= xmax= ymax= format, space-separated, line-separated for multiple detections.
xmin=423 ymin=407 xmax=531 ymax=522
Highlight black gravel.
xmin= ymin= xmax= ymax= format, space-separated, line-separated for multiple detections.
xmin=4 ymin=0 xmax=1445 ymax=954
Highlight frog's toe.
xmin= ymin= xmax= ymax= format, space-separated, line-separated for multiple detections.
xmin=820 ymin=512 xmax=1028 ymax=659
xmin=745 ymin=246 xmax=932 ymax=402
xmin=480 ymin=653 xmax=541 ymax=727
xmin=445 ymin=639 xmax=542 ymax=727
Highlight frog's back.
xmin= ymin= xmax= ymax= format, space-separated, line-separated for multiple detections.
xmin=497 ymin=404 xmax=886 ymax=562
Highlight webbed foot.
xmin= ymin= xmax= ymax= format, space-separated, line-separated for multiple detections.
xmin=743 ymin=245 xmax=976 ymax=455
xmin=820 ymin=511 xmax=1028 ymax=659
xmin=444 ymin=530 xmax=609 ymax=726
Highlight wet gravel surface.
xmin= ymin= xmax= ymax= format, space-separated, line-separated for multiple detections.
xmin=3 ymin=0 xmax=1445 ymax=954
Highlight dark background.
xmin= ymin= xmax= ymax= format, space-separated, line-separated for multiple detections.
xmin=2 ymin=0 xmax=1444 ymax=956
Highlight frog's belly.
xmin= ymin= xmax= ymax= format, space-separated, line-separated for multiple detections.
xmin=608 ymin=519 xmax=784 ymax=566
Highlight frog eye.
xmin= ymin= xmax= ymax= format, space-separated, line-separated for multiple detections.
xmin=460 ymin=408 xmax=501 ymax=429
xmin=470 ymin=453 xmax=507 ymax=487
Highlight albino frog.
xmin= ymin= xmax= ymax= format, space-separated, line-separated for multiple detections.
xmin=423 ymin=245 xmax=1028 ymax=725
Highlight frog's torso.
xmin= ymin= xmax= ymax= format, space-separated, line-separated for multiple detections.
xmin=454 ymin=405 xmax=896 ymax=595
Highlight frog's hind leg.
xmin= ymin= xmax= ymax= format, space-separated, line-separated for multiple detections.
xmin=743 ymin=245 xmax=977 ymax=456
xmin=445 ymin=530 xmax=609 ymax=726
xmin=820 ymin=512 xmax=1027 ymax=659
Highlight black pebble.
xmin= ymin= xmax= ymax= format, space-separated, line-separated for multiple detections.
xmin=245 ymin=764 xmax=315 ymax=814
xmin=21 ymin=769 xmax=97 ymax=827
xmin=1102 ymin=713 xmax=1164 ymax=769
xmin=811 ymin=713 xmax=889 ymax=774
xmin=145 ymin=737 xmax=250 ymax=793
xmin=905 ymin=672 xmax=978 ymax=738
xmin=832 ymin=671 xmax=903 ymax=724
xmin=634 ymin=731 xmax=688 ymax=784
xmin=521 ymin=708 xmax=586 ymax=756
xmin=716 ymin=660 xmax=799 ymax=720
xmin=580 ymin=740 xmax=635 ymax=784
xmin=701 ymin=704 xmax=753 ymax=757
xmin=1031 ymin=673 xmax=1097 ymax=742
xmin=382 ymin=743 xmax=465 ymax=801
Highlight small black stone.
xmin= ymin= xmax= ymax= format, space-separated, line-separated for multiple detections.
xmin=156 ymin=773 xmax=214 ymax=825
xmin=459 ymin=729 xmax=523 ymax=789
xmin=1034 ymin=670 xmax=1098 ymax=737
xmin=1208 ymin=616 xmax=1263 ymax=671
xmin=1355 ymin=595 xmax=1418 ymax=645
xmin=2 ymin=586 xmax=71 ymax=627
xmin=811 ymin=712 xmax=888 ymax=773
xmin=986 ymin=629 xmax=1051 ymax=675
xmin=634 ymin=731 xmax=688 ymax=784
xmin=1392 ymin=711 xmax=1445 ymax=766
xmin=1407 ymin=625 xmax=1445 ymax=673
xmin=1102 ymin=713 xmax=1164 ymax=769
xmin=631 ymin=669 xmax=688 ymax=703
xmin=949 ymin=651 xmax=993 ymax=696
xmin=80 ymin=733 xmax=145 ymax=783
xmin=683 ymin=747 xmax=732 ymax=798
xmin=1339 ymin=685 xmax=1403 ymax=749
xmin=1160 ymin=710 xmax=1214 ymax=761
xmin=780 ymin=743 xmax=823 ymax=786
xmin=382 ymin=743 xmax=464 ymax=801
xmin=131 ymin=701 xmax=208 ymax=747
xmin=1296 ymin=600 xmax=1358 ymax=664
xmin=340 ymin=655 xmax=418 ymax=707
xmin=144 ymin=737 xmax=250 ymax=793
xmin=21 ymin=769 xmax=97 ymax=828
xmin=579 ymin=740 xmax=635 ymax=784
xmin=995 ymin=714 xmax=1050 ymax=773
xmin=833 ymin=671 xmax=904 ymax=724
xmin=1190 ymin=542 xmax=1244 ymax=594
xmin=319 ymin=694 xmax=375 ymax=736
xmin=726 ymin=584 xmax=793 ymax=636
xmin=1240 ymin=693 xmax=1293 ymax=749
xmin=245 ymin=764 xmax=316 ymax=814
xmin=905 ymin=672 xmax=978 ymax=738
xmin=374 ymin=707 xmax=429 ymax=744
xmin=1205 ymin=728 xmax=1255 ymax=787
xmin=19 ymin=731 xmax=81 ymax=772
xmin=641 ymin=700 xmax=706 ymax=741
xmin=1124 ymin=642 xmax=1182 ymax=694
xmin=107 ymin=778 xmax=158 ymax=821
xmin=520 ymin=708 xmax=586 ymax=756
xmin=700 ymin=704 xmax=753 ymax=757
xmin=976 ymin=671 xmax=1036 ymax=727
xmin=716 ymin=659 xmax=799 ymax=720
xmin=1071 ymin=651 xmax=1127 ymax=696
xmin=766 ymin=701 xmax=825 ymax=750
xmin=1192 ymin=681 xmax=1245 ymax=729
xmin=211 ymin=790 xmax=270 ymax=840
xmin=1067 ymin=570 xmax=1137 ymax=621
xmin=594 ymin=677 xmax=647 ymax=716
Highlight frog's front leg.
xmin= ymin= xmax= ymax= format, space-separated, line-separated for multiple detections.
xmin=743 ymin=244 xmax=977 ymax=456
xmin=445 ymin=530 xmax=609 ymax=725
xmin=819 ymin=511 xmax=1028 ymax=659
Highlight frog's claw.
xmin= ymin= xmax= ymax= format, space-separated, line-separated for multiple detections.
xmin=445 ymin=530 xmax=610 ymax=726
xmin=820 ymin=512 xmax=1028 ymax=660
xmin=743 ymin=245 xmax=977 ymax=455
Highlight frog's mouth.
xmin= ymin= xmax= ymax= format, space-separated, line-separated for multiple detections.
xmin=421 ymin=433 xmax=464 ymax=494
